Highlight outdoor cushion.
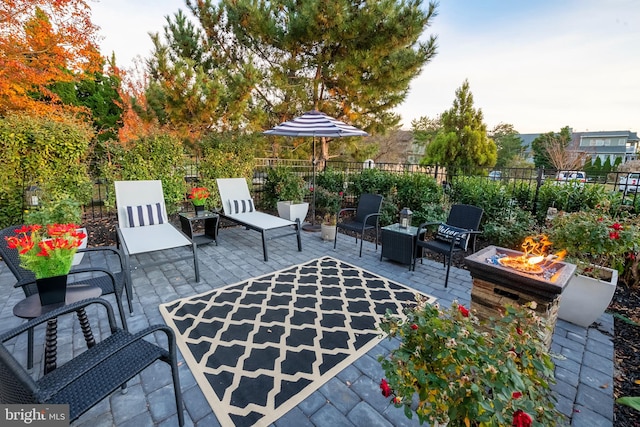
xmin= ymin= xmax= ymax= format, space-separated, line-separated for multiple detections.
xmin=125 ymin=203 xmax=164 ymax=227
xmin=229 ymin=199 xmax=255 ymax=214
xmin=436 ymin=223 xmax=471 ymax=251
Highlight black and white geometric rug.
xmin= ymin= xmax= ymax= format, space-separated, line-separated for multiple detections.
xmin=159 ymin=256 xmax=435 ymax=427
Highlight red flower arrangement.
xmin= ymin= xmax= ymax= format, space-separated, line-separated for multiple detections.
xmin=188 ymin=187 xmax=210 ymax=206
xmin=6 ymin=224 xmax=86 ymax=279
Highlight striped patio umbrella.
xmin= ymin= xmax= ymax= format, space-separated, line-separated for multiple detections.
xmin=263 ymin=110 xmax=368 ymax=230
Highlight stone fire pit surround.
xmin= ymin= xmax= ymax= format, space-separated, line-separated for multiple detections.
xmin=464 ymin=245 xmax=577 ymax=348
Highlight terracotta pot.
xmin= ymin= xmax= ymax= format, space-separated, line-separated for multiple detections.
xmin=36 ymin=274 xmax=68 ymax=306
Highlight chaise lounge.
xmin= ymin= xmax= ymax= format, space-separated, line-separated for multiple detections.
xmin=216 ymin=178 xmax=302 ymax=261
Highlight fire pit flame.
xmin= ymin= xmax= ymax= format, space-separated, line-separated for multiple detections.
xmin=491 ymin=235 xmax=566 ymax=279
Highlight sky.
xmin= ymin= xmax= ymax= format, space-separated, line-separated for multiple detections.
xmin=90 ymin=0 xmax=640 ymax=134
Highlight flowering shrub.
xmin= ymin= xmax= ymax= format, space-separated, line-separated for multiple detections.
xmin=546 ymin=207 xmax=639 ymax=280
xmin=188 ymin=187 xmax=210 ymax=206
xmin=313 ymin=186 xmax=344 ymax=218
xmin=5 ymin=224 xmax=86 ymax=279
xmin=378 ymin=297 xmax=562 ymax=427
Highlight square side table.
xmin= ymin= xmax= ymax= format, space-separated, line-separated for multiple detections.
xmin=380 ymin=223 xmax=419 ymax=268
xmin=179 ymin=211 xmax=219 ymax=246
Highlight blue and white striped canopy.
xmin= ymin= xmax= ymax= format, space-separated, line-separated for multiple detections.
xmin=263 ymin=110 xmax=368 ymax=138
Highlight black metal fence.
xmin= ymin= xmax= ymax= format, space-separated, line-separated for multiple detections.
xmin=80 ymin=159 xmax=640 ymax=220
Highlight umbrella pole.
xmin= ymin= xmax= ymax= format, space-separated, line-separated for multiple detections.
xmin=302 ymin=136 xmax=321 ymax=232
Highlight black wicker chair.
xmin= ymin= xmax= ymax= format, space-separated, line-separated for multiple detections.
xmin=0 ymin=225 xmax=132 ymax=368
xmin=0 ymin=298 xmax=184 ymax=426
xmin=413 ymin=204 xmax=483 ymax=288
xmin=334 ymin=193 xmax=383 ymax=257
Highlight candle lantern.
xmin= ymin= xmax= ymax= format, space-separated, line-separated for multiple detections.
xmin=399 ymin=207 xmax=413 ymax=229
xmin=25 ymin=185 xmax=40 ymax=207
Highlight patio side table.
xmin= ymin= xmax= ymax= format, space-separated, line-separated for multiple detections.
xmin=380 ymin=223 xmax=420 ymax=269
xmin=179 ymin=210 xmax=219 ymax=246
xmin=13 ymin=284 xmax=102 ymax=374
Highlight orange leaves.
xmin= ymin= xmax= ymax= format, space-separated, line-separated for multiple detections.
xmin=0 ymin=0 xmax=102 ymax=116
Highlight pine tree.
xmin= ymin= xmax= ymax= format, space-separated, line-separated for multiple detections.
xmin=421 ymin=79 xmax=497 ymax=177
xmin=144 ymin=0 xmax=438 ymax=159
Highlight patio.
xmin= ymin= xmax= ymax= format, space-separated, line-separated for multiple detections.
xmin=0 ymin=225 xmax=614 ymax=427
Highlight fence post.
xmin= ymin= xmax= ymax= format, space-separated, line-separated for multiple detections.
xmin=532 ymin=167 xmax=544 ymax=216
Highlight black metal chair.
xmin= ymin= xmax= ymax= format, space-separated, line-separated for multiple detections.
xmin=334 ymin=193 xmax=383 ymax=257
xmin=0 ymin=298 xmax=184 ymax=426
xmin=0 ymin=225 xmax=132 ymax=368
xmin=413 ymin=204 xmax=484 ymax=288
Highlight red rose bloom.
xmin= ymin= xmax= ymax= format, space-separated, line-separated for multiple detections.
xmin=380 ymin=379 xmax=392 ymax=397
xmin=609 ymin=231 xmax=620 ymax=240
xmin=411 ymin=324 xmax=418 ymax=330
xmin=458 ymin=305 xmax=469 ymax=317
xmin=512 ymin=409 xmax=532 ymax=427
xmin=512 ymin=391 xmax=523 ymax=399
xmin=609 ymin=222 xmax=622 ymax=231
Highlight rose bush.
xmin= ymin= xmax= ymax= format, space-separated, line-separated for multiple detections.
xmin=546 ymin=206 xmax=639 ymax=283
xmin=378 ymin=297 xmax=562 ymax=426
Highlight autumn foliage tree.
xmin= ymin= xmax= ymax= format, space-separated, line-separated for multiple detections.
xmin=0 ymin=0 xmax=102 ymax=116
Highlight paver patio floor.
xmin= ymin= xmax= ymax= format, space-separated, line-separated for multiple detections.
xmin=0 ymin=225 xmax=614 ymax=426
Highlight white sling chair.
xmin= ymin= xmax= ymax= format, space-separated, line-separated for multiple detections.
xmin=114 ymin=180 xmax=199 ymax=288
xmin=216 ymin=178 xmax=302 ymax=261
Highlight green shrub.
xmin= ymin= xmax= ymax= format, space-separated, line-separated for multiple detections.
xmin=198 ymin=134 xmax=257 ymax=209
xmin=316 ymin=167 xmax=344 ymax=192
xmin=0 ymin=113 xmax=93 ymax=228
xmin=24 ymin=194 xmax=83 ymax=226
xmin=101 ymin=133 xmax=186 ymax=214
xmin=263 ymin=166 xmax=308 ymax=209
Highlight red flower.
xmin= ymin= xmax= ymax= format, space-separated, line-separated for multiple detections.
xmin=458 ymin=305 xmax=469 ymax=317
xmin=512 ymin=409 xmax=532 ymax=427
xmin=380 ymin=379 xmax=392 ymax=397
xmin=410 ymin=324 xmax=418 ymax=330
xmin=609 ymin=222 xmax=623 ymax=231
xmin=512 ymin=391 xmax=523 ymax=399
xmin=609 ymin=231 xmax=620 ymax=240
xmin=516 ymin=327 xmax=523 ymax=335
xmin=339 ymin=191 xmax=344 ymax=196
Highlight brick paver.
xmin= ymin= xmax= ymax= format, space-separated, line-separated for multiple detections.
xmin=0 ymin=225 xmax=613 ymax=426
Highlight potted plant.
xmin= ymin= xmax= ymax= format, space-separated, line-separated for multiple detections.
xmin=24 ymin=194 xmax=87 ymax=265
xmin=263 ymin=166 xmax=309 ymax=224
xmin=5 ymin=224 xmax=87 ymax=305
xmin=321 ymin=213 xmax=337 ymax=241
xmin=188 ymin=187 xmax=210 ymax=215
xmin=379 ymin=297 xmax=562 ymax=427
xmin=547 ymin=207 xmax=639 ymax=327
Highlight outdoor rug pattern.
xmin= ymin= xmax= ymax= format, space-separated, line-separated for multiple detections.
xmin=159 ymin=256 xmax=435 ymax=427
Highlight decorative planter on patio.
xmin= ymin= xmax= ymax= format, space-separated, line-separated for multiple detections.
xmin=558 ymin=266 xmax=618 ymax=328
xmin=71 ymin=227 xmax=88 ymax=266
xmin=277 ymin=201 xmax=309 ymax=224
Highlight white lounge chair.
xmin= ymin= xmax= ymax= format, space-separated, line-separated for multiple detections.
xmin=114 ymin=180 xmax=199 ymax=286
xmin=216 ymin=178 xmax=302 ymax=261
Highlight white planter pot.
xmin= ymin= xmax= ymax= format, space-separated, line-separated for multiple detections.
xmin=558 ymin=266 xmax=618 ymax=327
xmin=72 ymin=227 xmax=88 ymax=266
xmin=321 ymin=224 xmax=337 ymax=241
xmin=276 ymin=201 xmax=309 ymax=224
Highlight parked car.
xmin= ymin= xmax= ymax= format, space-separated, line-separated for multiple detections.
xmin=618 ymin=173 xmax=640 ymax=193
xmin=488 ymin=170 xmax=502 ymax=181
xmin=555 ymin=171 xmax=587 ymax=185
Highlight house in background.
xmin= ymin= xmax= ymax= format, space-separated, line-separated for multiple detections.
xmin=517 ymin=130 xmax=639 ymax=165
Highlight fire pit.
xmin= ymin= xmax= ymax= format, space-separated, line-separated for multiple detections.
xmin=465 ymin=245 xmax=576 ymax=348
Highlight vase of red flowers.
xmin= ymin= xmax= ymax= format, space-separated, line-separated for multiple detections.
xmin=188 ymin=187 xmax=210 ymax=216
xmin=5 ymin=224 xmax=86 ymax=305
